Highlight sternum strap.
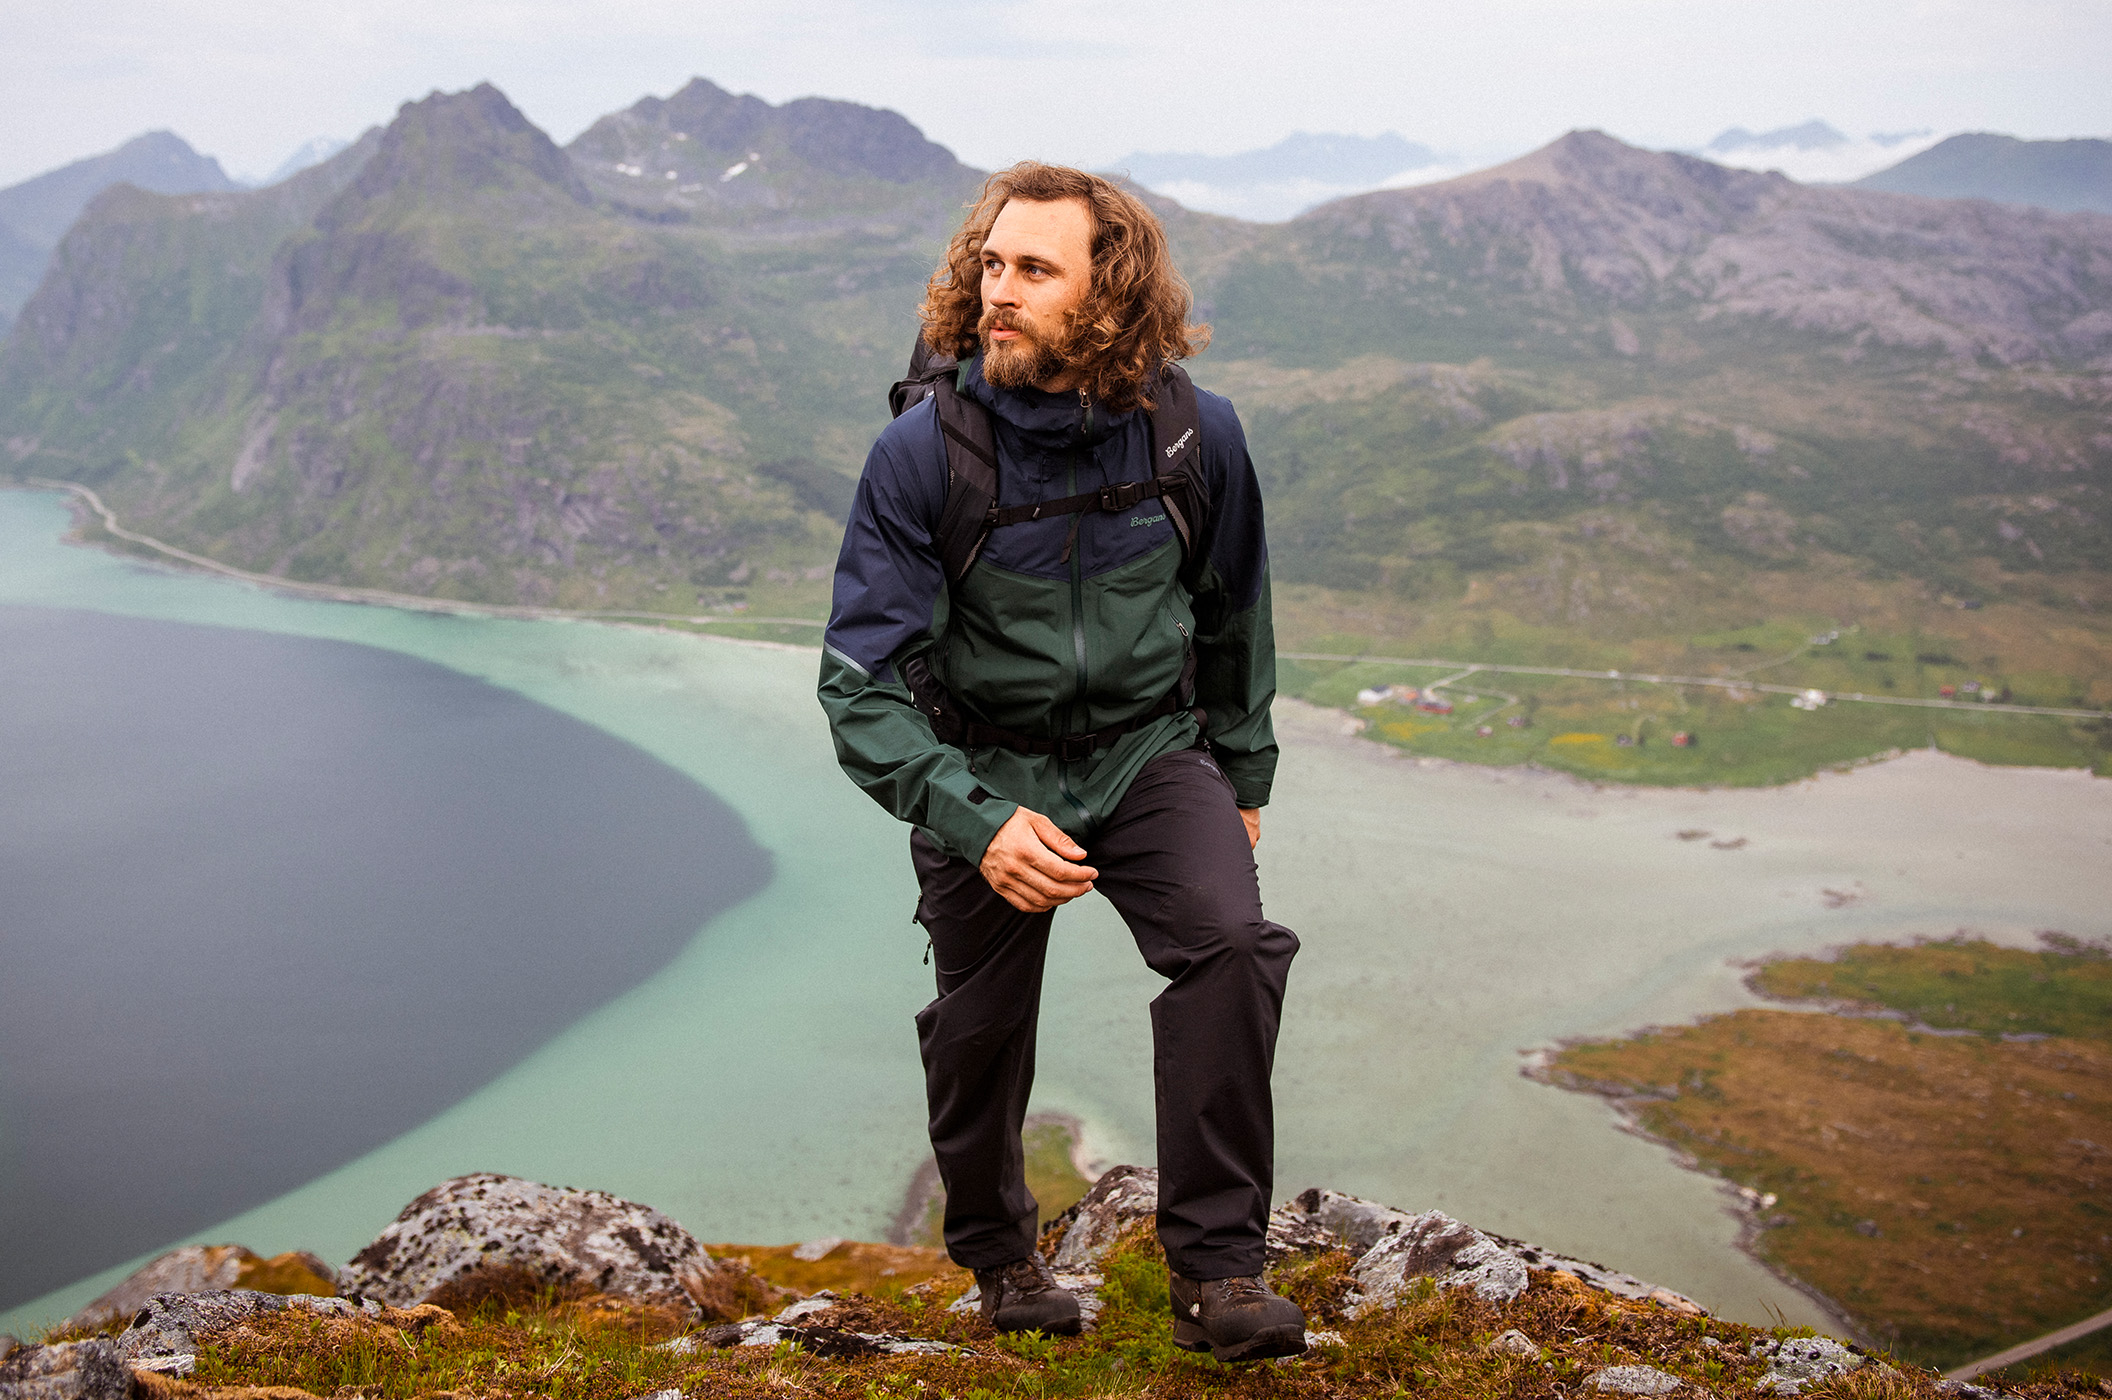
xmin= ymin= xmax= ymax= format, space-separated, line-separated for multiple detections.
xmin=986 ymin=473 xmax=1185 ymax=528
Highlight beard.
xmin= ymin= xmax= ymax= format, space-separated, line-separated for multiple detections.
xmin=979 ymin=304 xmax=1077 ymax=391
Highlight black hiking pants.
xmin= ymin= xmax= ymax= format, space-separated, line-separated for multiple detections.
xmin=910 ymin=747 xmax=1298 ymax=1281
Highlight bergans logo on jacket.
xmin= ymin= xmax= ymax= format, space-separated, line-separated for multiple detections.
xmin=817 ymin=353 xmax=1279 ymax=864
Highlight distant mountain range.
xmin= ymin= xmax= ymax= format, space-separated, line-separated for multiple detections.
xmin=1 ymin=84 xmax=2107 ymax=643
xmin=260 ymin=136 xmax=353 ymax=188
xmin=0 ymin=132 xmax=240 ymax=326
xmin=1856 ymin=133 xmax=2112 ymax=215
xmin=1685 ymin=121 xmax=1937 ymax=185
xmin=1115 ymin=132 xmax=1456 ymax=222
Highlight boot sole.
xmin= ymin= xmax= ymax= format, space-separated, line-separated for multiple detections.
xmin=986 ymin=1300 xmax=1083 ymax=1336
xmin=1172 ymin=1317 xmax=1307 ymax=1364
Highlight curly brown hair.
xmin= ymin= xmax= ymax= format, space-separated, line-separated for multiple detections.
xmin=917 ymin=162 xmax=1210 ymax=414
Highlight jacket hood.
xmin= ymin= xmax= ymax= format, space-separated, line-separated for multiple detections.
xmin=959 ymin=353 xmax=1136 ymax=451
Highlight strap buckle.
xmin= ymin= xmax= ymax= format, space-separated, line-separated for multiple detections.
xmin=1054 ymin=733 xmax=1097 ymax=763
xmin=1097 ymin=480 xmax=1148 ymax=512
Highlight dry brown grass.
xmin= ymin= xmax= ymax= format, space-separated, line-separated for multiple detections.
xmin=1548 ymin=1009 xmax=2112 ymax=1368
xmin=703 ymin=1240 xmax=966 ymax=1304
xmin=162 ymin=1227 xmax=2112 ymax=1400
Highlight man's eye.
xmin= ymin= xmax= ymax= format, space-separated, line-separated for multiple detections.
xmin=983 ymin=258 xmax=1002 ymax=275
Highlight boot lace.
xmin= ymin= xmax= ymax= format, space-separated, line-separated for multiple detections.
xmin=994 ymin=1254 xmax=1059 ymax=1295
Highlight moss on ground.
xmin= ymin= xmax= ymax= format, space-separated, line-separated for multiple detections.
xmin=126 ymin=1227 xmax=2102 ymax=1399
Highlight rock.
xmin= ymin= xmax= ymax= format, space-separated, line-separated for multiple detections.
xmin=0 ymin=1339 xmax=17 ymax=1364
xmin=771 ymin=1292 xmax=841 ymax=1323
xmin=0 ymin=1340 xmax=135 ymax=1400
xmin=1347 ymin=1211 xmax=1530 ymax=1310
xmin=339 ymin=1173 xmax=715 ymax=1311
xmin=790 ymin=1237 xmax=845 ymax=1263
xmin=1586 ymin=1363 xmax=1685 ymax=1394
xmin=1275 ymin=1188 xmax=1419 ymax=1256
xmin=114 ymin=1290 xmax=393 ymax=1375
xmin=1047 ymin=1165 xmax=1159 ymax=1272
xmin=1936 ymin=1382 xmax=2003 ymax=1399
xmin=1263 ymin=1204 xmax=1339 ymax=1261
xmin=1749 ymin=1336 xmax=1865 ymax=1394
xmin=1486 ymin=1328 xmax=1540 ymax=1359
xmin=680 ymin=1295 xmax=963 ymax=1357
xmin=64 ymin=1246 xmax=337 ymax=1331
xmin=1304 ymin=1329 xmax=1347 ymax=1350
xmin=1266 ymin=1188 xmax=1704 ymax=1314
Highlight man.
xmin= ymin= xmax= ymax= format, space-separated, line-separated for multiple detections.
xmin=817 ymin=163 xmax=1303 ymax=1363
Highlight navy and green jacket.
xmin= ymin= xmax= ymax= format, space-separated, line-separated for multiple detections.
xmin=818 ymin=354 xmax=1278 ymax=864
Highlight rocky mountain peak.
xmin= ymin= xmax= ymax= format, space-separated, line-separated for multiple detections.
xmin=566 ymin=76 xmax=970 ymax=219
xmin=1436 ymin=130 xmax=1791 ymax=223
xmin=0 ymin=130 xmax=240 ymax=252
xmin=330 ymin=83 xmax=589 ymax=223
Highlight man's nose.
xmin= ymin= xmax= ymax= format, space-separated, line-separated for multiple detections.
xmin=986 ymin=267 xmax=1021 ymax=307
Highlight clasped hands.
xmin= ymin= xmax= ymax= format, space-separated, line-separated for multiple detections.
xmin=978 ymin=803 xmax=1262 ymax=913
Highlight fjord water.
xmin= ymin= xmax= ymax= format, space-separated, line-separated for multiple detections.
xmin=0 ymin=604 xmax=770 ymax=1310
xmin=5 ymin=488 xmax=2110 ymax=1338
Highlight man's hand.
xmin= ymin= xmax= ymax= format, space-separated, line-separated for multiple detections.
xmin=1240 ymin=807 xmax=1261 ymax=849
xmin=981 ymin=806 xmax=1098 ymax=913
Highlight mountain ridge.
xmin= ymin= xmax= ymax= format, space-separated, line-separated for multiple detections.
xmin=2 ymin=84 xmax=2107 ymax=713
xmin=0 ymin=131 xmax=244 ymax=328
xmin=1855 ymin=132 xmax=2112 ymax=216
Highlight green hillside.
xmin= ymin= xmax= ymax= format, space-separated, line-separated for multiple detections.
xmin=3 ymin=90 xmax=2107 ymax=781
xmin=0 ymin=83 xmax=973 ymax=615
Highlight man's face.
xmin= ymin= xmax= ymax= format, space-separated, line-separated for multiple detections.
xmin=978 ymin=196 xmax=1093 ymax=393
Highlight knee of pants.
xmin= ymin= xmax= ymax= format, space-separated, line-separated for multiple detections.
xmin=1150 ymin=883 xmax=1299 ymax=974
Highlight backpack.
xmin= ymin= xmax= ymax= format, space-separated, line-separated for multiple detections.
xmin=886 ymin=339 xmax=1213 ymax=761
xmin=887 ymin=339 xmax=1212 ymax=591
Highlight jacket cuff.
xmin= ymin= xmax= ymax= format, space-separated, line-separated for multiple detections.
xmin=922 ymin=769 xmax=1018 ymax=866
xmin=1216 ymin=750 xmax=1275 ymax=809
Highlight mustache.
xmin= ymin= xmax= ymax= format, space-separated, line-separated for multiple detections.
xmin=978 ymin=306 xmax=1024 ymax=338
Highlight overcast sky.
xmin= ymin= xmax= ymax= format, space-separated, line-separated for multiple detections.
xmin=7 ymin=0 xmax=2111 ymax=187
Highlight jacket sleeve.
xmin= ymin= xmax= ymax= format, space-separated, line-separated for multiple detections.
xmin=1190 ymin=392 xmax=1279 ymax=809
xmin=817 ymin=405 xmax=1019 ymax=864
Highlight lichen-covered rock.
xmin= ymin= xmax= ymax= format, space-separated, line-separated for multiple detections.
xmin=1749 ymin=1336 xmax=1866 ymax=1394
xmin=1047 ymin=1165 xmax=1158 ymax=1272
xmin=1586 ymin=1363 xmax=1685 ymax=1394
xmin=668 ymin=1294 xmax=962 ymax=1357
xmin=1486 ymin=1328 xmax=1540 ymax=1359
xmin=116 ymin=1290 xmax=393 ymax=1375
xmin=1345 ymin=1210 xmax=1530 ymax=1310
xmin=1268 ymin=1188 xmax=1702 ymax=1314
xmin=1274 ymin=1188 xmax=1417 ymax=1257
xmin=0 ymin=1338 xmax=132 ymax=1400
xmin=64 ymin=1246 xmax=337 ymax=1331
xmin=338 ymin=1173 xmax=715 ymax=1310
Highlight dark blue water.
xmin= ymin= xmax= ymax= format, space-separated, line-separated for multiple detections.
xmin=0 ymin=605 xmax=772 ymax=1310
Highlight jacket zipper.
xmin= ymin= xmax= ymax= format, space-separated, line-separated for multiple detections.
xmin=1056 ymin=449 xmax=1093 ymax=827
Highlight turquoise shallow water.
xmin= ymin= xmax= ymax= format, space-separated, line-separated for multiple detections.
xmin=5 ymin=487 xmax=2110 ymax=1338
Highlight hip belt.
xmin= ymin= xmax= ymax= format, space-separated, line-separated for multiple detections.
xmin=902 ymin=650 xmax=1202 ymax=765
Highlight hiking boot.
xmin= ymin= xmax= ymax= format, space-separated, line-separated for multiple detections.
xmin=1168 ymin=1271 xmax=1307 ymax=1363
xmin=973 ymin=1253 xmax=1082 ymax=1335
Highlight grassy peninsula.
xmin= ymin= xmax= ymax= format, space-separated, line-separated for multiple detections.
xmin=1540 ymin=936 xmax=2112 ymax=1378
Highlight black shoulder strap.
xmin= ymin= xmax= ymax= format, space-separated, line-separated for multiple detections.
xmin=887 ymin=338 xmax=1000 ymax=583
xmin=1147 ymin=364 xmax=1211 ymax=589
xmin=889 ymin=345 xmax=1212 ymax=588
